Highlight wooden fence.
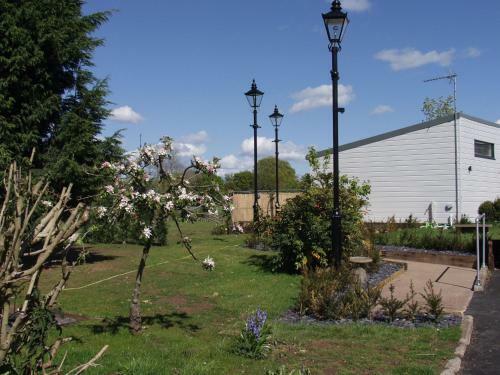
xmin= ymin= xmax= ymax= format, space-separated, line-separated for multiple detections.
xmin=231 ymin=191 xmax=301 ymax=223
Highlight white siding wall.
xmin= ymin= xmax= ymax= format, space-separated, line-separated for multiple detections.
xmin=459 ymin=117 xmax=500 ymax=220
xmin=333 ymin=120 xmax=457 ymax=223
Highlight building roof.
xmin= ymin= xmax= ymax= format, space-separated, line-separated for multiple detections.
xmin=317 ymin=113 xmax=500 ymax=157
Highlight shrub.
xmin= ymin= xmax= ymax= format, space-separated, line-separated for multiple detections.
xmin=297 ymin=267 xmax=381 ymax=321
xmin=421 ymin=280 xmax=444 ymax=322
xmin=234 ymin=309 xmax=272 ymax=359
xmin=479 ymin=200 xmax=496 ymax=222
xmin=404 ymin=281 xmax=421 ymax=321
xmin=379 ymin=284 xmax=407 ymax=322
xmin=374 ymin=227 xmax=475 ymax=252
xmin=265 ymin=148 xmax=370 ymax=273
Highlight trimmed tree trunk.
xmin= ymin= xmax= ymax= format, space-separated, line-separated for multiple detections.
xmin=129 ymin=242 xmax=151 ymax=334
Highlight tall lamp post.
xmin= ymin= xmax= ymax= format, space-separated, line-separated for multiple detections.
xmin=269 ymin=105 xmax=284 ymax=216
xmin=245 ymin=80 xmax=264 ymax=224
xmin=322 ymin=0 xmax=349 ymax=268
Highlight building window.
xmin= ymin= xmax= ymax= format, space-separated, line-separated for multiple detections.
xmin=474 ymin=140 xmax=495 ymax=159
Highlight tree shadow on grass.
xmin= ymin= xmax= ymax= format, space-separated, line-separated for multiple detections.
xmin=242 ymin=254 xmax=276 ymax=273
xmin=89 ymin=313 xmax=200 ymax=335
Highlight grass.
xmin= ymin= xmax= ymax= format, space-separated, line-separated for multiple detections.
xmin=40 ymin=222 xmax=460 ymax=374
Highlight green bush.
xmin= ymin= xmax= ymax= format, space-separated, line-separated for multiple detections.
xmin=264 ymin=148 xmax=370 ymax=273
xmin=479 ymin=200 xmax=496 ymax=221
xmin=297 ymin=267 xmax=381 ymax=321
xmin=374 ymin=227 xmax=475 ymax=252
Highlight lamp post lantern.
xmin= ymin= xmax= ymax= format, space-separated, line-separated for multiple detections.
xmin=322 ymin=0 xmax=349 ymax=268
xmin=269 ymin=105 xmax=284 ymax=215
xmin=245 ymin=80 xmax=264 ymax=224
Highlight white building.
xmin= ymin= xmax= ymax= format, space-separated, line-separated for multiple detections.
xmin=319 ymin=113 xmax=500 ymax=224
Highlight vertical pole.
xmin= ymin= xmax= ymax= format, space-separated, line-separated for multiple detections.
xmin=274 ymin=126 xmax=280 ymax=214
xmin=331 ymin=45 xmax=342 ymax=268
xmin=476 ymin=217 xmax=481 ymax=287
xmin=453 ymin=76 xmax=460 ymax=223
xmin=253 ymin=109 xmax=259 ymax=224
xmin=482 ymin=214 xmax=486 ymax=268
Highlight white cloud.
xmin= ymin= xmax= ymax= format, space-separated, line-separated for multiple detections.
xmin=218 ymin=137 xmax=308 ymax=176
xmin=496 ymin=120 xmax=500 ymax=125
xmin=241 ymin=137 xmax=306 ymax=161
xmin=290 ymin=84 xmax=355 ymax=113
xmin=371 ymin=105 xmax=394 ymax=115
xmin=340 ymin=0 xmax=371 ymax=12
xmin=173 ymin=142 xmax=207 ymax=158
xmin=110 ymin=105 xmax=143 ymax=124
xmin=375 ymin=48 xmax=455 ymax=71
xmin=464 ymin=47 xmax=481 ymax=58
xmin=180 ymin=130 xmax=209 ymax=144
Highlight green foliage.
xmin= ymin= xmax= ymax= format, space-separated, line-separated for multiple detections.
xmin=421 ymin=280 xmax=445 ymax=322
xmin=1 ymin=290 xmax=60 ymax=374
xmin=224 ymin=158 xmax=300 ymax=193
xmin=266 ymin=366 xmax=312 ymax=375
xmin=374 ymin=227 xmax=475 ymax=252
xmin=265 ymin=148 xmax=370 ymax=273
xmin=297 ymin=267 xmax=381 ymax=321
xmin=380 ymin=284 xmax=407 ymax=322
xmin=225 ymin=171 xmax=254 ymax=191
xmin=234 ymin=309 xmax=272 ymax=359
xmin=0 ymin=0 xmax=123 ymax=200
xmin=478 ymin=199 xmax=500 ymax=222
xmin=257 ymin=157 xmax=299 ymax=191
xmin=404 ymin=281 xmax=421 ymax=322
xmin=422 ymin=96 xmax=454 ymax=121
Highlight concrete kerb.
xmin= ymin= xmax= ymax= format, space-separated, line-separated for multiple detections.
xmin=440 ymin=315 xmax=474 ymax=375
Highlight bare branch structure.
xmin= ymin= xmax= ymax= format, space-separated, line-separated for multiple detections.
xmin=0 ymin=159 xmax=106 ymax=373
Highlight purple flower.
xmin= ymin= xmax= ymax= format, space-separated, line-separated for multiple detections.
xmin=245 ymin=308 xmax=268 ymax=339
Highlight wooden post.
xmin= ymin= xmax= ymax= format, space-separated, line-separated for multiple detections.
xmin=488 ymin=240 xmax=495 ymax=271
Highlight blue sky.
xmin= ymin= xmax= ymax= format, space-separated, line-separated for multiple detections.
xmin=84 ymin=0 xmax=500 ymax=175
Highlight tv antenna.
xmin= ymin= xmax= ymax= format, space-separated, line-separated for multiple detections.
xmin=424 ymin=72 xmax=458 ymax=114
xmin=424 ymin=72 xmax=459 ymax=224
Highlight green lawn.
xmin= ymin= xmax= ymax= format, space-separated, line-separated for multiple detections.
xmin=41 ymin=222 xmax=460 ymax=374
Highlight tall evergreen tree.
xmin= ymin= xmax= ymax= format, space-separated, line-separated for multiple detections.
xmin=0 ymin=0 xmax=122 ymax=200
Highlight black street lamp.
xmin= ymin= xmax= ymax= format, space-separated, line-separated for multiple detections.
xmin=322 ymin=0 xmax=349 ymax=268
xmin=269 ymin=105 xmax=284 ymax=215
xmin=245 ymin=80 xmax=264 ymax=224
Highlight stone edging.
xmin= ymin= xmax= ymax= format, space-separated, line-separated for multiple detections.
xmin=377 ymin=260 xmax=407 ymax=288
xmin=440 ymin=315 xmax=473 ymax=375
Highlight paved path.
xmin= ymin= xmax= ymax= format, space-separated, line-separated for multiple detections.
xmin=461 ymin=271 xmax=500 ymax=375
xmin=383 ymin=259 xmax=476 ymax=314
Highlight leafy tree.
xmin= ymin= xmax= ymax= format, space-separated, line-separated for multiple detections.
xmin=225 ymin=158 xmax=299 ymax=192
xmin=0 ymin=0 xmax=122 ymax=200
xmin=225 ymin=171 xmax=254 ymax=192
xmin=422 ymin=96 xmax=454 ymax=121
xmin=257 ymin=157 xmax=299 ymax=191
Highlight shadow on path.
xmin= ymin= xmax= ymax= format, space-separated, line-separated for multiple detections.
xmin=461 ymin=271 xmax=500 ymax=375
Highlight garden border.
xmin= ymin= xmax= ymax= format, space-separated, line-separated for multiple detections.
xmin=376 ymin=260 xmax=407 ymax=288
xmin=440 ymin=315 xmax=473 ymax=375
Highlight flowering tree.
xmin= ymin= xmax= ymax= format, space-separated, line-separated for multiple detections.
xmin=99 ymin=137 xmax=231 ymax=333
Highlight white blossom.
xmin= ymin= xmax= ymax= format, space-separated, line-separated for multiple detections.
xmin=41 ymin=200 xmax=53 ymax=208
xmin=105 ymin=185 xmax=114 ymax=194
xmin=202 ymin=256 xmax=215 ymax=271
xmin=96 ymin=206 xmax=108 ymax=218
xmin=142 ymin=227 xmax=152 ymax=239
